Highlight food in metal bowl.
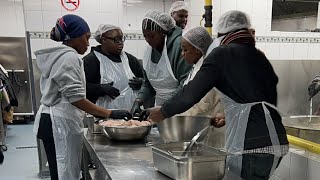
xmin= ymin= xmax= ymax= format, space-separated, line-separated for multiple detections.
xmin=99 ymin=120 xmax=152 ymax=140
xmin=99 ymin=119 xmax=151 ymax=127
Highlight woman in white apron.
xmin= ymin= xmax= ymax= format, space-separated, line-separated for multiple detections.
xmin=178 ymin=26 xmax=226 ymax=148
xmin=147 ymin=11 xmax=289 ymax=180
xmin=130 ymin=10 xmax=192 ymax=117
xmin=83 ymin=24 xmax=144 ymax=109
xmin=34 ymin=15 xmax=131 ymax=180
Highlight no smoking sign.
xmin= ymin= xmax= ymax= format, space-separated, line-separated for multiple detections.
xmin=61 ymin=0 xmax=80 ymax=11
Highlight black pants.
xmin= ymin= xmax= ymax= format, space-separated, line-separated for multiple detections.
xmin=37 ymin=113 xmax=59 ymax=180
xmin=241 ymin=153 xmax=282 ymax=180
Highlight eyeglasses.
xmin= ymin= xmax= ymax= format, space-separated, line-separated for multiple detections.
xmin=103 ymin=36 xmax=126 ymax=43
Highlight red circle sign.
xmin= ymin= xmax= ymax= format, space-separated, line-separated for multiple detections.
xmin=61 ymin=0 xmax=80 ymax=11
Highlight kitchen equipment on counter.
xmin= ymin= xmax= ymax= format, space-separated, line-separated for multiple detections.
xmin=157 ymin=116 xmax=211 ymax=142
xmin=182 ymin=126 xmax=210 ymax=157
xmin=101 ymin=124 xmax=152 ymax=140
xmin=282 ymin=116 xmax=320 ymax=144
xmin=152 ymin=142 xmax=227 ymax=180
xmin=86 ymin=115 xmax=103 ymax=134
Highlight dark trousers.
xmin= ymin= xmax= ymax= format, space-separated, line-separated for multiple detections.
xmin=241 ymin=153 xmax=282 ymax=180
xmin=37 ymin=113 xmax=59 ymax=180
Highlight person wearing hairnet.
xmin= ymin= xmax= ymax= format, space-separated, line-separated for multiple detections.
xmin=178 ymin=26 xmax=225 ymax=148
xmin=145 ymin=10 xmax=289 ymax=180
xmin=33 ymin=15 xmax=131 ymax=180
xmin=130 ymin=10 xmax=191 ymax=117
xmin=169 ymin=1 xmax=189 ymax=29
xmin=83 ymin=24 xmax=143 ymax=109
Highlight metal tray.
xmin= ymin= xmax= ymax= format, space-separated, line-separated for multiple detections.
xmin=152 ymin=142 xmax=227 ymax=180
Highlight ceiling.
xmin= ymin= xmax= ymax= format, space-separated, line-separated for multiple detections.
xmin=272 ymin=0 xmax=319 ymax=18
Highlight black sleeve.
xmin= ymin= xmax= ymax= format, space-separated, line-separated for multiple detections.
xmin=126 ymin=52 xmax=144 ymax=78
xmin=83 ymin=52 xmax=104 ymax=103
xmin=161 ymin=48 xmax=224 ymax=118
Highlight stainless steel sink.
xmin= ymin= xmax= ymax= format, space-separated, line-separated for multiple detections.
xmin=282 ymin=116 xmax=320 ymax=144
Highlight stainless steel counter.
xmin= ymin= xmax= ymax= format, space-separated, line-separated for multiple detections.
xmin=82 ymin=128 xmax=243 ymax=180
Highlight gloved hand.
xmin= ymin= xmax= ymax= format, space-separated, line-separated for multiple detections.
xmin=130 ymin=99 xmax=142 ymax=117
xmin=109 ymin=110 xmax=132 ymax=120
xmin=308 ymin=81 xmax=320 ymax=99
xmin=100 ymin=82 xmax=120 ymax=99
xmin=139 ymin=110 xmax=150 ymax=121
xmin=128 ymin=77 xmax=143 ymax=90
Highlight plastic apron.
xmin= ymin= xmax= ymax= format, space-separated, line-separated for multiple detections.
xmin=143 ymin=37 xmax=179 ymax=106
xmin=217 ymin=90 xmax=282 ymax=178
xmin=95 ymin=51 xmax=137 ymax=109
xmin=34 ymin=62 xmax=86 ymax=180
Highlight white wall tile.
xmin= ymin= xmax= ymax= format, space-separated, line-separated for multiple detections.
xmin=307 ymin=44 xmax=320 ymax=60
xmin=252 ymin=0 xmax=268 ymax=19
xmin=14 ymin=2 xmax=26 ymax=36
xmin=189 ymin=0 xmax=204 ymax=16
xmin=290 ymin=153 xmax=307 ymax=180
xmin=100 ymin=0 xmax=118 ymax=13
xmin=24 ymin=10 xmax=43 ymax=32
xmin=264 ymin=43 xmax=280 ymax=60
xmin=212 ymin=0 xmax=221 ymax=25
xmin=279 ymin=43 xmax=294 ymax=60
xmin=30 ymin=39 xmax=45 ymax=59
xmin=256 ymin=42 xmax=266 ymax=52
xmin=189 ymin=15 xmax=203 ymax=29
xmin=236 ymin=0 xmax=253 ymax=15
xmin=23 ymin=0 xmax=42 ymax=11
xmin=42 ymin=0 xmax=61 ymax=11
xmin=80 ymin=0 xmax=100 ymax=12
xmin=44 ymin=39 xmax=61 ymax=48
xmin=251 ymin=16 xmax=268 ymax=36
xmin=136 ymin=40 xmax=148 ymax=59
xmin=42 ymin=11 xmax=61 ymax=32
xmin=294 ymin=43 xmax=308 ymax=60
xmin=266 ymin=0 xmax=273 ymax=20
xmin=220 ymin=0 xmax=237 ymax=14
xmin=123 ymin=40 xmax=139 ymax=58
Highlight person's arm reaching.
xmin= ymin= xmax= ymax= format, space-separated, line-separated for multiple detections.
xmin=161 ymin=48 xmax=223 ymax=118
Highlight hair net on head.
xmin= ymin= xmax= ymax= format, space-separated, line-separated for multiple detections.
xmin=215 ymin=10 xmax=251 ymax=34
xmin=142 ymin=10 xmax=175 ymax=32
xmin=169 ymin=1 xmax=189 ymax=14
xmin=182 ymin=26 xmax=213 ymax=55
xmin=94 ymin=24 xmax=121 ymax=44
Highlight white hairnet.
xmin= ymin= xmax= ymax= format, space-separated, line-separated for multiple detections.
xmin=169 ymin=1 xmax=189 ymax=14
xmin=215 ymin=10 xmax=251 ymax=34
xmin=94 ymin=24 xmax=121 ymax=44
xmin=143 ymin=10 xmax=175 ymax=32
xmin=182 ymin=26 xmax=213 ymax=55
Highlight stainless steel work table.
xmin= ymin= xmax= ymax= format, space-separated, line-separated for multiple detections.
xmin=82 ymin=128 xmax=243 ymax=180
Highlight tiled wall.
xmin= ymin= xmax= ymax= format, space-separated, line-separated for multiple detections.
xmin=21 ymin=0 xmax=320 ymax=60
xmin=0 ymin=0 xmax=25 ymax=37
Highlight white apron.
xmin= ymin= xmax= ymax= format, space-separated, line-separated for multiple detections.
xmin=218 ymin=90 xmax=282 ymax=178
xmin=143 ymin=37 xmax=179 ymax=106
xmin=34 ymin=61 xmax=86 ymax=180
xmin=95 ymin=51 xmax=137 ymax=109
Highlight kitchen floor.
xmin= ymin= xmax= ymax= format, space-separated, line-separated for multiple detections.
xmin=0 ymin=123 xmax=49 ymax=180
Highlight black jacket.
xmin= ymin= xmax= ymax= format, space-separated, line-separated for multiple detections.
xmin=83 ymin=46 xmax=143 ymax=103
xmin=162 ymin=43 xmax=288 ymax=150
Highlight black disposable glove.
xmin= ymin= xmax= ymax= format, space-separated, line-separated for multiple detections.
xmin=128 ymin=77 xmax=143 ymax=90
xmin=308 ymin=81 xmax=320 ymax=99
xmin=109 ymin=110 xmax=132 ymax=120
xmin=100 ymin=82 xmax=120 ymax=99
xmin=139 ymin=110 xmax=150 ymax=121
xmin=130 ymin=100 xmax=142 ymax=117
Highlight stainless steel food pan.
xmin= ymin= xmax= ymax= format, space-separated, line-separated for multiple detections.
xmin=152 ymin=142 xmax=227 ymax=180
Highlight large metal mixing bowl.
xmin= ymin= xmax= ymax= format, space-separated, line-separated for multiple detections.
xmin=101 ymin=125 xmax=152 ymax=141
xmin=157 ymin=116 xmax=211 ymax=142
xmin=282 ymin=116 xmax=320 ymax=144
